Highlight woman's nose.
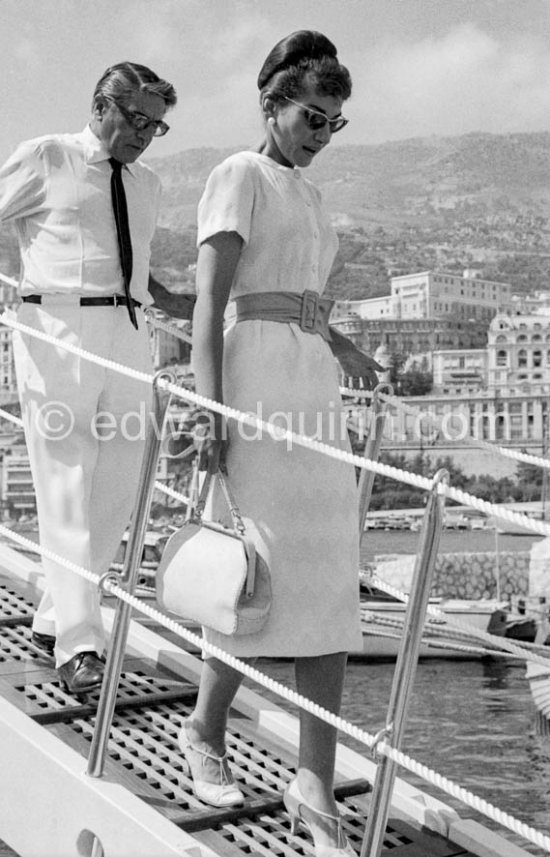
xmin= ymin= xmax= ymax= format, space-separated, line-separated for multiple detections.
xmin=315 ymin=122 xmax=332 ymax=144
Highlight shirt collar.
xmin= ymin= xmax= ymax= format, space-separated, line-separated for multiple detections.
xmin=82 ymin=125 xmax=139 ymax=176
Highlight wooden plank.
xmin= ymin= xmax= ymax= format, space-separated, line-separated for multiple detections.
xmin=174 ymin=779 xmax=370 ymax=832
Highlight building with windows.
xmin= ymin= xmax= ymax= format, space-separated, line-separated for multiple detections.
xmin=331 ymin=270 xmax=512 ymax=360
xmin=1 ymin=442 xmax=36 ymax=513
xmin=488 ymin=312 xmax=550 ymax=392
xmin=372 ymin=311 xmax=550 ymax=476
xmin=333 ymin=270 xmax=512 ymax=324
xmin=432 ymin=349 xmax=488 ymax=395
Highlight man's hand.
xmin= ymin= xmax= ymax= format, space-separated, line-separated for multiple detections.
xmin=148 ymin=273 xmax=196 ymax=319
xmin=328 ymin=326 xmax=384 ymax=390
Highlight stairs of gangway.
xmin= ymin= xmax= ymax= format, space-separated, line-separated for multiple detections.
xmin=0 ymin=549 xmax=484 ymax=857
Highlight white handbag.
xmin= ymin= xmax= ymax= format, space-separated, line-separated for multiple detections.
xmin=156 ymin=467 xmax=271 ymax=636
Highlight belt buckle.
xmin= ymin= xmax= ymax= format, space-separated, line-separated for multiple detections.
xmin=300 ymin=290 xmax=319 ymax=333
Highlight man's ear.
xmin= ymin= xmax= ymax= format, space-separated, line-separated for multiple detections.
xmin=93 ymin=98 xmax=105 ymax=120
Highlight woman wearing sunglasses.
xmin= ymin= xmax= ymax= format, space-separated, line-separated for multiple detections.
xmin=184 ymin=31 xmax=363 ymax=857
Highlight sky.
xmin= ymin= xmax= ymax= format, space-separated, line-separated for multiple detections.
xmin=3 ymin=0 xmax=550 ymax=164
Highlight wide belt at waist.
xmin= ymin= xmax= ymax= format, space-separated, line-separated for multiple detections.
xmin=234 ymin=290 xmax=334 ymax=341
xmin=21 ymin=294 xmax=142 ymax=308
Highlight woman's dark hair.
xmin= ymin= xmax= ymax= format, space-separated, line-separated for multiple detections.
xmin=92 ymin=61 xmax=177 ymax=111
xmin=257 ymin=30 xmax=351 ymax=102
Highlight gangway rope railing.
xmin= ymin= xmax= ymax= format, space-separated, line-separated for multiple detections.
xmin=146 ymin=310 xmax=192 ymax=344
xmin=2 ymin=317 xmax=550 ymax=657
xmin=341 ymin=384 xmax=550 ymax=472
xmin=135 ymin=306 xmax=550 ymax=475
xmin=2 ymin=275 xmax=548 ymax=476
xmin=2 ymin=400 xmax=528 ymax=662
xmin=2 ymin=304 xmax=550 ymax=849
xmin=2 ymin=310 xmax=550 ymax=540
xmin=1 ymin=519 xmax=549 ymax=853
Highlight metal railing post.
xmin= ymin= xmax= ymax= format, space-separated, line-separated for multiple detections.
xmin=357 ymin=384 xmax=393 ymax=538
xmin=87 ymin=370 xmax=175 ymax=778
xmin=360 ymin=468 xmax=448 ymax=857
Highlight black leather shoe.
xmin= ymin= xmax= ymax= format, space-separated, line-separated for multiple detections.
xmin=57 ymin=652 xmax=104 ymax=694
xmin=31 ymin=631 xmax=56 ymax=657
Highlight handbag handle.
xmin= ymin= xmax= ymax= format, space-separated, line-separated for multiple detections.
xmin=191 ymin=462 xmax=246 ymax=535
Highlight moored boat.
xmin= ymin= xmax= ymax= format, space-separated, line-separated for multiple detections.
xmin=358 ymin=579 xmax=510 ymax=660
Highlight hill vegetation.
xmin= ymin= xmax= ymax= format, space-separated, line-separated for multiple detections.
xmin=3 ymin=131 xmax=550 ymax=298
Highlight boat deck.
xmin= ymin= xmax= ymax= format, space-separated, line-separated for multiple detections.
xmin=0 ymin=559 xmax=514 ymax=857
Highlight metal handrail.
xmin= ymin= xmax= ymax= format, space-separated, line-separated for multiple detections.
xmin=87 ymin=370 xmax=175 ymax=777
xmin=357 ymin=383 xmax=393 ymax=538
xmin=360 ymin=468 xmax=448 ymax=857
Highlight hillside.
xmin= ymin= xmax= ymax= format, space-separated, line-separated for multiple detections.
xmin=148 ymin=131 xmax=550 ymax=299
xmin=3 ymin=131 xmax=550 ymax=299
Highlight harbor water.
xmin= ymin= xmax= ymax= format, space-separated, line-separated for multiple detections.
xmin=247 ymin=529 xmax=550 ymax=856
xmin=253 ymin=657 xmax=550 ymax=857
xmin=1 ymin=528 xmax=547 ymax=855
xmin=360 ymin=527 xmax=544 ymax=562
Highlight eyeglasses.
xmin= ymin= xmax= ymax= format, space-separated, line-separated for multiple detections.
xmin=283 ymin=97 xmax=349 ymax=134
xmin=111 ymin=100 xmax=170 ymax=137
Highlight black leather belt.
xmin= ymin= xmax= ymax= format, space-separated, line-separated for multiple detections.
xmin=21 ymin=295 xmax=142 ymax=308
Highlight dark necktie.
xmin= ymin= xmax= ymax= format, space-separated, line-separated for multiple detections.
xmin=109 ymin=157 xmax=138 ymax=329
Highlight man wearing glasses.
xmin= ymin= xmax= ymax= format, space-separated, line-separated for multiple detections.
xmin=0 ymin=62 xmax=190 ymax=693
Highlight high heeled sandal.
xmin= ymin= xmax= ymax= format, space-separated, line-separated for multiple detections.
xmin=178 ymin=721 xmax=244 ymax=808
xmin=283 ymin=778 xmax=355 ymax=857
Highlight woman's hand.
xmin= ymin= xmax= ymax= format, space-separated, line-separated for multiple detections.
xmin=328 ymin=327 xmax=384 ymax=390
xmin=194 ymin=412 xmax=228 ymax=473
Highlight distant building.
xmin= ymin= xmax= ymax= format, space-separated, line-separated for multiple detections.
xmin=432 ymin=349 xmax=488 ymax=395
xmin=1 ymin=443 xmax=35 ymax=513
xmin=331 ymin=269 xmax=511 ymax=359
xmin=148 ymin=309 xmax=192 ymax=369
xmin=333 ymin=269 xmax=512 ymax=324
xmin=332 ymin=315 xmax=489 ymax=360
xmin=488 ymin=312 xmax=550 ymax=392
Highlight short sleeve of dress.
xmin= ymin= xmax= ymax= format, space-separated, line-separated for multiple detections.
xmin=197 ymin=154 xmax=255 ymax=246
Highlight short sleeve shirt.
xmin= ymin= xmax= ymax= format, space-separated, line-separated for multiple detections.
xmin=0 ymin=125 xmax=160 ymax=305
xmin=197 ymin=151 xmax=338 ymax=299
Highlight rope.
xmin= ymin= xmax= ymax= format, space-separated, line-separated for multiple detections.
xmin=341 ymin=385 xmax=550 ymax=472
xmin=2 ymin=522 xmax=547 ymax=851
xmin=2 ymin=305 xmax=550 ymax=848
xmin=4 ymin=311 xmax=550 ymax=541
xmin=147 ymin=312 xmax=192 ymax=344
xmin=0 ymin=273 xmax=17 ymax=288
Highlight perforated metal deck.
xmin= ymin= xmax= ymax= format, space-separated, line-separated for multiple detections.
xmin=0 ymin=573 xmax=475 ymax=857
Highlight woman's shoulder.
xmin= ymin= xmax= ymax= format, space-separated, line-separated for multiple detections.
xmin=211 ymin=150 xmax=262 ymax=175
xmin=205 ymin=150 xmax=262 ymax=190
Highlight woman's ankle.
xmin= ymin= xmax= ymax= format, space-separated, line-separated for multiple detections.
xmin=185 ymin=717 xmax=227 ymax=757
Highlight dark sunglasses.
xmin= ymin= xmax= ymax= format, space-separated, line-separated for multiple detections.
xmin=111 ymin=100 xmax=170 ymax=137
xmin=283 ymin=97 xmax=349 ymax=134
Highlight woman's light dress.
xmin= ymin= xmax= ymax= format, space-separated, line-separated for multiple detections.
xmin=197 ymin=151 xmax=363 ymax=657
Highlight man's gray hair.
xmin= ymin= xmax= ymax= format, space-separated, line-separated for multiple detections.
xmin=92 ymin=61 xmax=177 ymax=110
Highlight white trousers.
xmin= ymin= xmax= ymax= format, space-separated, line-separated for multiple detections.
xmin=13 ymin=298 xmax=153 ymax=667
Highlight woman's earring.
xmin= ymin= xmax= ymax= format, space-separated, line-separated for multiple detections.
xmin=267 ymin=117 xmax=276 ymax=126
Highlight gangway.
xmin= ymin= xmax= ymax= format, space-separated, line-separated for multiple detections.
xmin=0 ymin=542 xmax=497 ymax=857
xmin=0 ymin=296 xmax=542 ymax=857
